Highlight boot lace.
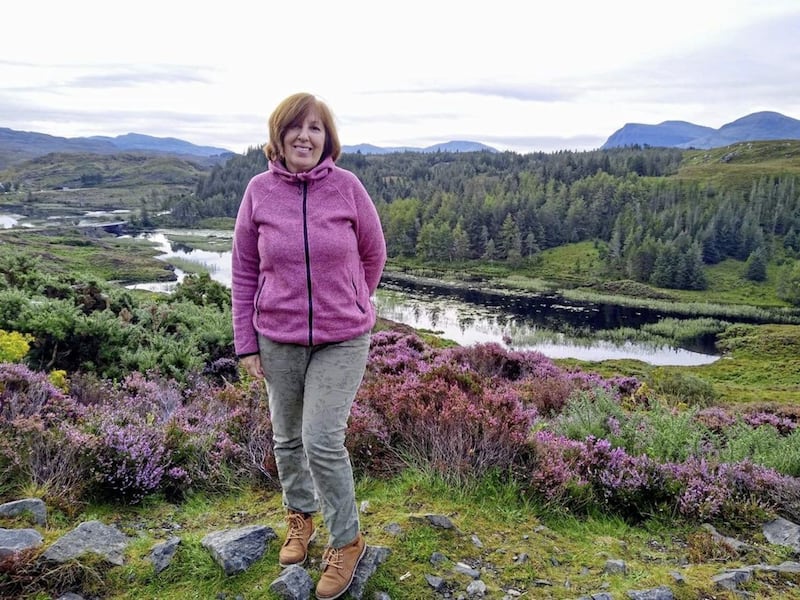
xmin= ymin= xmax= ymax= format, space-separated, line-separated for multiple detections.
xmin=285 ymin=513 xmax=307 ymax=541
xmin=321 ymin=546 xmax=343 ymax=570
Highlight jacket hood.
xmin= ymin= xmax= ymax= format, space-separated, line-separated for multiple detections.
xmin=268 ymin=156 xmax=335 ymax=183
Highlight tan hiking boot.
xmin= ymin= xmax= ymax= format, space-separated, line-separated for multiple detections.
xmin=279 ymin=511 xmax=316 ymax=567
xmin=315 ymin=532 xmax=366 ymax=600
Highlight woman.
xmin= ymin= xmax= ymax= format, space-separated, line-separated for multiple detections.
xmin=231 ymin=92 xmax=386 ymax=600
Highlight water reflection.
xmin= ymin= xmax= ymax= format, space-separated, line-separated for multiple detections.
xmin=375 ymin=288 xmax=719 ymax=366
xmin=125 ymin=231 xmax=232 ymax=292
xmin=0 ymin=214 xmax=22 ymax=229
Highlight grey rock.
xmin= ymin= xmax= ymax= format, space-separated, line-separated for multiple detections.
xmin=349 ymin=545 xmax=392 ymax=600
xmin=603 ymin=559 xmax=627 ymax=574
xmin=149 ymin=535 xmax=181 ymax=574
xmin=430 ymin=551 xmax=448 ymax=566
xmin=269 ymin=564 xmax=314 ymax=600
xmin=466 ymin=579 xmax=486 ymax=596
xmin=425 ymin=574 xmax=446 ymax=591
xmin=669 ymin=570 xmax=685 ymax=584
xmin=383 ymin=523 xmax=402 ymax=536
xmin=201 ymin=524 xmax=276 ymax=575
xmin=454 ymin=561 xmax=480 ymax=579
xmin=712 ymin=568 xmax=753 ymax=591
xmin=425 ymin=514 xmax=455 ymax=529
xmin=770 ymin=561 xmax=800 ymax=573
xmin=56 ymin=594 xmax=86 ymax=600
xmin=763 ymin=517 xmax=800 ymax=552
xmin=0 ymin=498 xmax=47 ymax=526
xmin=701 ymin=523 xmax=751 ymax=552
xmin=627 ymin=586 xmax=674 ymax=599
xmin=42 ymin=520 xmax=131 ymax=566
xmin=0 ymin=527 xmax=43 ymax=558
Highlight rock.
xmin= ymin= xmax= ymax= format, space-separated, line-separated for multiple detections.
xmin=626 ymin=586 xmax=674 ymax=599
xmin=269 ymin=564 xmax=314 ymax=600
xmin=712 ymin=567 xmax=753 ymax=591
xmin=454 ymin=561 xmax=480 ymax=579
xmin=0 ymin=527 xmax=43 ymax=558
xmin=0 ymin=498 xmax=47 ymax=526
xmin=763 ymin=517 xmax=800 ymax=552
xmin=466 ymin=579 xmax=487 ymax=596
xmin=201 ymin=525 xmax=276 ymax=576
xmin=149 ymin=535 xmax=181 ymax=574
xmin=349 ymin=545 xmax=392 ymax=600
xmin=603 ymin=559 xmax=627 ymax=574
xmin=701 ymin=523 xmax=751 ymax=552
xmin=42 ymin=520 xmax=131 ymax=566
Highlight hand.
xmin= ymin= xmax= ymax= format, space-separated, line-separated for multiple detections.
xmin=240 ymin=354 xmax=264 ymax=379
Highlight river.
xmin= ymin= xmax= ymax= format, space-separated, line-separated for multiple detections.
xmin=128 ymin=231 xmax=719 ymax=366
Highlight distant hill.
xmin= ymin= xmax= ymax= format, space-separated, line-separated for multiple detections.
xmin=342 ymin=140 xmax=498 ymax=154
xmin=0 ymin=127 xmax=234 ymax=170
xmin=602 ymin=111 xmax=800 ymax=149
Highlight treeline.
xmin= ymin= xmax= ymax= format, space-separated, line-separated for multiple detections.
xmin=174 ymin=145 xmax=800 ymax=297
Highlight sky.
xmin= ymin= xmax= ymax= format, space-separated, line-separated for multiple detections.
xmin=2 ymin=0 xmax=800 ymax=155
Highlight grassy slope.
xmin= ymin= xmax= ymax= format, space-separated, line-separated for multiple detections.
xmin=12 ymin=470 xmax=800 ymax=600
xmin=0 ymin=152 xmax=209 ymax=190
xmin=675 ymin=140 xmax=800 ymax=191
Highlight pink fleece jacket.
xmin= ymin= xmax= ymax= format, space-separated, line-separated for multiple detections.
xmin=231 ymin=157 xmax=387 ymax=354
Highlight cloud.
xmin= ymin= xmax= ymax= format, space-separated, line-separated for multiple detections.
xmin=69 ymin=66 xmax=212 ymax=89
xmin=587 ymin=13 xmax=800 ymax=116
xmin=372 ymin=83 xmax=574 ymax=103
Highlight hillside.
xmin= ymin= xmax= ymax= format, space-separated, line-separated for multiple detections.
xmin=0 ymin=151 xmax=211 ymax=190
xmin=0 ymin=127 xmax=234 ymax=170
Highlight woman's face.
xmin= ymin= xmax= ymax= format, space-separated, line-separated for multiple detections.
xmin=281 ymin=109 xmax=326 ymax=173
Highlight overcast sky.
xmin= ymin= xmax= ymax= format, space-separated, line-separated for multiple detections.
xmin=2 ymin=1 xmax=799 ymax=155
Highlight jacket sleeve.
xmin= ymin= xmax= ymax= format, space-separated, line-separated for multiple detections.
xmin=231 ymin=179 xmax=261 ymax=356
xmin=353 ymin=178 xmax=387 ymax=294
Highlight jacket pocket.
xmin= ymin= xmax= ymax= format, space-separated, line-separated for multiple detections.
xmin=351 ymin=278 xmax=366 ymax=314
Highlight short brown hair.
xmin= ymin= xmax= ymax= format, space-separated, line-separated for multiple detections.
xmin=263 ymin=93 xmax=341 ymax=163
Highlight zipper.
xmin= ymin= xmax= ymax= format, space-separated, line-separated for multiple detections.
xmin=302 ymin=182 xmax=313 ymax=345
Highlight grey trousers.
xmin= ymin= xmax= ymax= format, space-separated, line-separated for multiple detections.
xmin=258 ymin=332 xmax=370 ymax=548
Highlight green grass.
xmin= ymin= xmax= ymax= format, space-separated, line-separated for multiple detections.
xmin=11 ymin=469 xmax=800 ymax=599
xmin=0 ymin=228 xmax=177 ymax=284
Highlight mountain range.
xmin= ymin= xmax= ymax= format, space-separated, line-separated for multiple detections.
xmin=340 ymin=140 xmax=497 ymax=154
xmin=0 ymin=128 xmax=234 ymax=170
xmin=601 ymin=111 xmax=800 ymax=149
xmin=1 ymin=110 xmax=799 ymax=171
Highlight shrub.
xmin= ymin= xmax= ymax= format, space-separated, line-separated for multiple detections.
xmin=0 ymin=330 xmax=33 ymax=363
xmin=648 ymin=368 xmax=717 ymax=407
xmin=551 ymin=389 xmax=627 ymax=442
xmin=720 ymin=424 xmax=800 ymax=477
xmin=0 ymin=363 xmax=86 ymax=503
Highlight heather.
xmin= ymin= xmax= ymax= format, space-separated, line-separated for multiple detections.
xmin=3 ymin=329 xmax=800 ymax=528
